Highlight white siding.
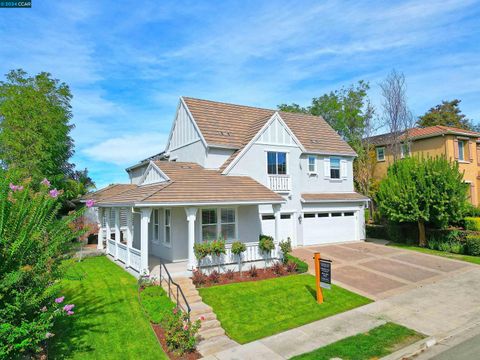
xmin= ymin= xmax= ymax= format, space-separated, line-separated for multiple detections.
xmin=129 ymin=164 xmax=148 ymax=184
xmin=167 ymin=102 xmax=201 ymax=151
xmin=141 ymin=164 xmax=168 ymax=185
xmin=256 ymin=117 xmax=295 ymax=146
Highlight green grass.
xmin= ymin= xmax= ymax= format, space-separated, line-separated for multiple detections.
xmin=198 ymin=274 xmax=372 ymax=344
xmin=389 ymin=242 xmax=480 ymax=265
xmin=291 ymin=322 xmax=424 ymax=360
xmin=140 ymin=285 xmax=176 ymax=324
xmin=49 ymin=256 xmax=168 ymax=359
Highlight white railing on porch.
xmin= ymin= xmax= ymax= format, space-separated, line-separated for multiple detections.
xmin=129 ymin=248 xmax=141 ymax=272
xmin=268 ymin=175 xmax=291 ymax=192
xmin=117 ymin=243 xmax=128 ymax=264
xmin=200 ymin=241 xmax=278 ymax=267
xmin=107 ymin=239 xmax=116 ymax=256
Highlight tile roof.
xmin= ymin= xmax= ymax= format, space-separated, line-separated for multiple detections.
xmin=83 ymin=184 xmax=136 ymax=202
xmin=301 ymin=192 xmax=369 ymax=202
xmin=369 ymin=125 xmax=480 ymax=146
xmin=182 ymin=97 xmax=356 ymax=156
xmin=90 ymin=161 xmax=284 ymax=206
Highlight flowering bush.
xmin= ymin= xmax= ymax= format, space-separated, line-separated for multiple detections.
xmin=0 ymin=175 xmax=84 ymax=357
xmin=163 ymin=309 xmax=201 ymax=356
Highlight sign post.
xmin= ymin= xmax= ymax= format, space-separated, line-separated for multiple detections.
xmin=313 ymin=252 xmax=332 ymax=304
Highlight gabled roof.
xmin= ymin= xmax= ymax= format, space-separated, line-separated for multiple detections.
xmin=90 ymin=161 xmax=284 ymax=206
xmin=369 ymin=125 xmax=480 ymax=146
xmin=182 ymin=97 xmax=356 ymax=156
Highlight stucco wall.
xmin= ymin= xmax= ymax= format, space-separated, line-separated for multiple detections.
xmin=168 ymin=140 xmax=207 ymax=167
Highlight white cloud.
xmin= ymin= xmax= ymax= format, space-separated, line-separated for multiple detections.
xmin=83 ymin=132 xmax=168 ymax=166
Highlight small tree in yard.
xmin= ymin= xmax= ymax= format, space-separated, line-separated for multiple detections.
xmin=193 ymin=242 xmax=211 ymax=273
xmin=279 ymin=238 xmax=292 ymax=264
xmin=376 ymin=156 xmax=468 ymax=247
xmin=231 ymin=241 xmax=246 ymax=275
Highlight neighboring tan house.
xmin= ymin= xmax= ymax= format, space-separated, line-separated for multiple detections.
xmin=369 ymin=125 xmax=480 ymax=206
xmin=86 ymin=97 xmax=368 ymax=276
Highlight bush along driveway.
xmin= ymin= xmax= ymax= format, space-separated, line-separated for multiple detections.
xmin=48 ymin=256 xmax=168 ymax=360
xmin=198 ymin=274 xmax=371 ymax=344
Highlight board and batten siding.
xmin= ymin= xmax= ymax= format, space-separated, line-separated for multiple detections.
xmin=257 ymin=116 xmax=296 ymax=146
xmin=167 ymin=102 xmax=201 ymax=151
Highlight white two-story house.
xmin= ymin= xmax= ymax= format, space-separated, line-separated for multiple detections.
xmin=88 ymin=97 xmax=368 ymax=275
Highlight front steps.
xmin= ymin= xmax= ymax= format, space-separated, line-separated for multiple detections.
xmin=165 ymin=277 xmax=238 ymax=357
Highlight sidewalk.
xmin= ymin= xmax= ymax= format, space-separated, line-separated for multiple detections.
xmin=203 ymin=266 xmax=480 ymax=359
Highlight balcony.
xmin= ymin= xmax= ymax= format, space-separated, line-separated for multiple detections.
xmin=268 ymin=175 xmax=291 ymax=192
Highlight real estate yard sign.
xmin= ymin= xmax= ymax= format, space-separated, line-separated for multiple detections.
xmin=313 ymin=252 xmax=332 ymax=304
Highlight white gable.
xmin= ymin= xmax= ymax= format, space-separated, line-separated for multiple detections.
xmin=166 ymin=102 xmax=201 ymax=151
xmin=139 ymin=162 xmax=170 ymax=185
xmin=256 ymin=116 xmax=295 ymax=146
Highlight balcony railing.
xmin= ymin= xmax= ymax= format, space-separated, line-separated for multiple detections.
xmin=268 ymin=175 xmax=291 ymax=192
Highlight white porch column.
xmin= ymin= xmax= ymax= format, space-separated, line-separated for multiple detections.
xmin=97 ymin=207 xmax=104 ymax=250
xmin=185 ymin=207 xmax=198 ymax=270
xmin=140 ymin=208 xmax=152 ymax=275
xmin=105 ymin=208 xmax=111 ymax=240
xmin=126 ymin=208 xmax=133 ymax=267
xmin=273 ymin=204 xmax=281 ymax=258
xmin=114 ymin=208 xmax=120 ymax=260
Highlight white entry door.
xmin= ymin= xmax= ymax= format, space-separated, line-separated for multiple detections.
xmin=260 ymin=213 xmax=294 ymax=242
xmin=303 ymin=211 xmax=358 ymax=246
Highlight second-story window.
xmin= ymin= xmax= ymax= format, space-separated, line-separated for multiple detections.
xmin=458 ymin=140 xmax=465 ymax=161
xmin=308 ymin=155 xmax=316 ymax=173
xmin=267 ymin=151 xmax=287 ymax=175
xmin=330 ymin=157 xmax=341 ymax=179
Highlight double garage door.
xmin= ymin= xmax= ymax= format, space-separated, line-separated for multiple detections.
xmin=261 ymin=213 xmax=294 ymax=243
xmin=303 ymin=211 xmax=358 ymax=246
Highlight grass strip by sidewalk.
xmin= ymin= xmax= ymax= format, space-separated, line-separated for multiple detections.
xmin=198 ymin=274 xmax=371 ymax=344
xmin=291 ymin=322 xmax=424 ymax=360
xmin=389 ymin=242 xmax=480 ymax=265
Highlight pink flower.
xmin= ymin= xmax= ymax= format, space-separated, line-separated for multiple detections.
xmin=49 ymin=189 xmax=59 ymax=198
xmin=55 ymin=296 xmax=64 ymax=304
xmin=17 ymin=186 xmax=23 ymax=191
xmin=9 ymin=183 xmax=18 ymax=191
xmin=173 ymin=308 xmax=178 ymax=314
xmin=63 ymin=304 xmax=75 ymax=312
xmin=45 ymin=332 xmax=54 ymax=339
xmin=67 ymin=311 xmax=74 ymax=316
xmin=41 ymin=178 xmax=51 ymax=187
xmin=199 ymin=316 xmax=206 ymax=321
xmin=183 ymin=324 xmax=189 ymax=331
xmin=86 ymin=199 xmax=95 ymax=208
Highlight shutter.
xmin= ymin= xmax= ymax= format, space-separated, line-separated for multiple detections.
xmin=469 ymin=140 xmax=474 ymax=162
xmin=341 ymin=159 xmax=348 ymax=179
xmin=453 ymin=139 xmax=459 ymax=159
xmin=324 ymin=158 xmax=330 ymax=178
xmin=470 ymin=183 xmax=475 ymax=202
xmin=477 ymin=146 xmax=480 ymax=166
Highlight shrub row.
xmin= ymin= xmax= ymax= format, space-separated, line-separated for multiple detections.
xmin=284 ymin=254 xmax=308 ymax=273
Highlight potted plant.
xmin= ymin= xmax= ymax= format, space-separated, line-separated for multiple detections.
xmin=193 ymin=242 xmax=211 ymax=273
xmin=210 ymin=238 xmax=226 ymax=272
xmin=259 ymin=234 xmax=275 ymax=270
xmin=231 ymin=241 xmax=246 ymax=275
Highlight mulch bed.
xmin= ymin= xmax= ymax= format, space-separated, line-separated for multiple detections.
xmin=193 ymin=266 xmax=300 ymax=288
xmin=151 ymin=323 xmax=201 ymax=360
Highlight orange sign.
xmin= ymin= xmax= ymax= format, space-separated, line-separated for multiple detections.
xmin=313 ymin=252 xmax=323 ymax=304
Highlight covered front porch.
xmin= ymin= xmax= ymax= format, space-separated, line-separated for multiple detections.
xmin=96 ymin=203 xmax=284 ymax=277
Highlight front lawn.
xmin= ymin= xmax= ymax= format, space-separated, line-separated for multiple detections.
xmin=291 ymin=322 xmax=424 ymax=360
xmin=389 ymin=242 xmax=480 ymax=265
xmin=49 ymin=256 xmax=168 ymax=359
xmin=198 ymin=274 xmax=371 ymax=344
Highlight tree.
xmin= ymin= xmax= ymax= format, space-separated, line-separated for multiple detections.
xmin=379 ymin=70 xmax=414 ymax=161
xmin=418 ymin=99 xmax=473 ymax=130
xmin=376 ymin=156 xmax=468 ymax=247
xmin=0 ymin=69 xmax=92 ymax=203
xmin=277 ymin=103 xmax=308 ymax=114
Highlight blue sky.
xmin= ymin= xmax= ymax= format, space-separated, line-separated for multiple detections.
xmin=1 ymin=0 xmax=479 ymax=188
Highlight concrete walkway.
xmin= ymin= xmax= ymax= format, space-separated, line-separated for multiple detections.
xmin=203 ymin=262 xmax=480 ymax=359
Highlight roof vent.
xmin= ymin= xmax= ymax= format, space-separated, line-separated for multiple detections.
xmin=310 ymin=139 xmax=320 ymax=144
xmin=217 ymin=131 xmax=231 ymax=137
xmin=181 ymin=165 xmax=192 ymax=169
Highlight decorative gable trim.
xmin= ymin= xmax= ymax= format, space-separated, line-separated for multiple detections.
xmin=222 ymin=112 xmax=306 ymax=174
xmin=139 ymin=161 xmax=171 ymax=185
xmin=165 ymin=98 xmax=208 ymax=153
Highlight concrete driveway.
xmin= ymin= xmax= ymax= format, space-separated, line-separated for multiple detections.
xmin=292 ymin=241 xmax=474 ymax=300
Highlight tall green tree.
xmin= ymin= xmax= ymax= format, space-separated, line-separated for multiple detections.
xmin=0 ymin=69 xmax=92 ymax=202
xmin=376 ymin=156 xmax=468 ymax=246
xmin=418 ymin=99 xmax=472 ymax=130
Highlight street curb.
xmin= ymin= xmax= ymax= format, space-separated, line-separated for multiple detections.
xmin=380 ymin=336 xmax=436 ymax=360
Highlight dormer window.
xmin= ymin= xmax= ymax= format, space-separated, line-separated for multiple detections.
xmin=267 ymin=151 xmax=287 ymax=175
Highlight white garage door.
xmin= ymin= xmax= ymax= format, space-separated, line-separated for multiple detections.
xmin=261 ymin=213 xmax=294 ymax=242
xmin=303 ymin=211 xmax=357 ymax=246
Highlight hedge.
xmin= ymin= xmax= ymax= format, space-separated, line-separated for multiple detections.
xmin=285 ymin=254 xmax=308 ymax=273
xmin=466 ymin=234 xmax=480 ymax=256
xmin=464 ymin=217 xmax=480 ymax=231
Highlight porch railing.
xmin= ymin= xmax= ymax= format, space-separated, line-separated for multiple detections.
xmin=268 ymin=174 xmax=291 ymax=192
xmin=200 ymin=241 xmax=278 ymax=267
xmin=107 ymin=239 xmax=116 ymax=256
xmin=129 ymin=248 xmax=141 ymax=272
xmin=117 ymin=243 xmax=128 ymax=264
xmin=159 ymin=261 xmax=191 ymax=316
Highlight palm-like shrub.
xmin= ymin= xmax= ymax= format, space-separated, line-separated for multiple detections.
xmin=0 ymin=175 xmax=84 ymax=357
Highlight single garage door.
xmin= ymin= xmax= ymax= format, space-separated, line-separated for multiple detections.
xmin=261 ymin=213 xmax=294 ymax=242
xmin=303 ymin=211 xmax=357 ymax=246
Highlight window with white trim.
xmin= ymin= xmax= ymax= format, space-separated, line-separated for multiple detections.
xmin=330 ymin=157 xmax=341 ymax=179
xmin=152 ymin=209 xmax=160 ymax=243
xmin=201 ymin=208 xmax=237 ymax=242
xmin=376 ymin=147 xmax=385 ymax=161
xmin=267 ymin=151 xmax=287 ymax=175
xmin=308 ymin=155 xmax=316 ymax=173
xmin=164 ymin=209 xmax=171 ymax=246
